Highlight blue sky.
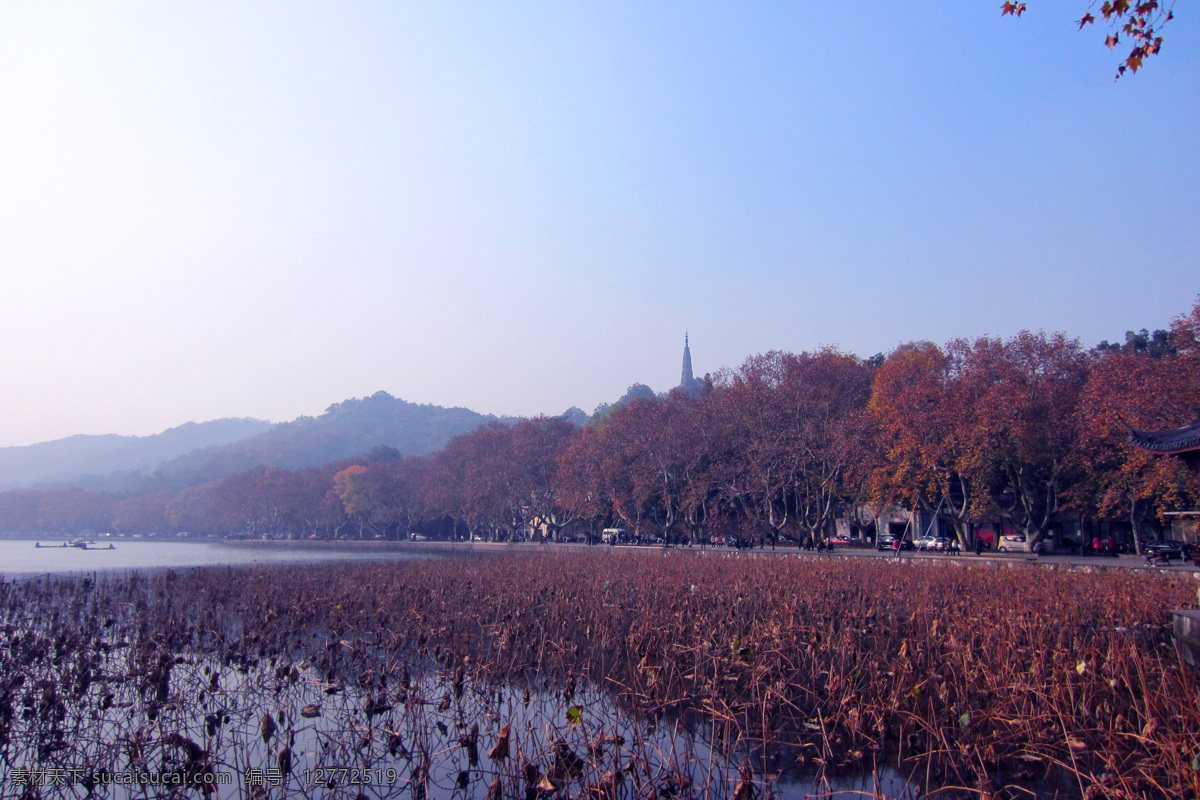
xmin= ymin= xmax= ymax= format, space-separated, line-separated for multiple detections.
xmin=1 ymin=2 xmax=1197 ymax=447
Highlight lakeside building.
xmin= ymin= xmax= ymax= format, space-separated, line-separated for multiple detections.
xmin=1128 ymin=408 xmax=1200 ymax=474
xmin=1127 ymin=409 xmax=1200 ymax=544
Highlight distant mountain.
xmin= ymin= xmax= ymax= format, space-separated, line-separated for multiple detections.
xmin=3 ymin=392 xmax=570 ymax=496
xmin=141 ymin=392 xmax=509 ymax=491
xmin=560 ymin=406 xmax=589 ymax=427
xmin=0 ymin=418 xmax=273 ymax=491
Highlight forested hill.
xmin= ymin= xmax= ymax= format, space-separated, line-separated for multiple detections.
xmin=137 ymin=392 xmax=508 ymax=492
xmin=0 ymin=418 xmax=273 ymax=491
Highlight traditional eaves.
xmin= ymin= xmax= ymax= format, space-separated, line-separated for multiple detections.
xmin=1128 ymin=410 xmax=1200 ymax=456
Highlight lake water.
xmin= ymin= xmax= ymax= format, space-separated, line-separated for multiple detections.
xmin=0 ymin=537 xmax=441 ymax=579
xmin=0 ymin=540 xmax=1017 ymax=798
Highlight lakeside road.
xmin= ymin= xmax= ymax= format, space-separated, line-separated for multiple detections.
xmin=13 ymin=533 xmax=1187 ymax=577
xmin=393 ymin=537 xmax=1200 ymax=573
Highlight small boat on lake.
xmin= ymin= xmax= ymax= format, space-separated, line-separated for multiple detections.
xmin=35 ymin=539 xmax=113 ymax=551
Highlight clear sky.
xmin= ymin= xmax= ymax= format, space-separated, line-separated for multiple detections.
xmin=1 ymin=2 xmax=1197 ymax=447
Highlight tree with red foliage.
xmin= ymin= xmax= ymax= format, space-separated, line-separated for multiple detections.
xmin=781 ymin=349 xmax=874 ymax=545
xmin=559 ymin=400 xmax=659 ymax=540
xmin=959 ymin=331 xmax=1091 ymax=549
xmin=713 ymin=353 xmax=796 ymax=546
xmin=214 ymin=466 xmax=295 ymax=538
xmin=556 ymin=425 xmax=616 ymax=539
xmin=715 ymin=349 xmax=872 ymax=546
xmin=868 ymin=341 xmax=991 ymax=547
xmin=112 ymin=491 xmax=172 ymax=536
xmin=1171 ymin=295 xmax=1200 ymax=354
xmin=1077 ymin=352 xmax=1199 ymax=546
xmin=591 ymin=398 xmax=671 ymax=541
xmin=165 ymin=481 xmax=221 ymax=537
xmin=419 ymin=436 xmax=470 ymax=535
xmin=622 ymin=393 xmax=716 ymax=544
xmin=674 ymin=393 xmax=724 ymax=546
xmin=508 ymin=416 xmax=580 ymax=542
xmin=36 ymin=488 xmax=115 ymax=534
xmin=421 ymin=422 xmax=513 ymax=539
xmin=282 ymin=464 xmax=350 ymax=539
xmin=1076 ymin=299 xmax=1200 ymax=549
xmin=0 ymin=491 xmax=46 ymax=533
xmin=558 ymin=392 xmax=723 ymax=545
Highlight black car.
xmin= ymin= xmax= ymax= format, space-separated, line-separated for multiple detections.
xmin=1142 ymin=539 xmax=1184 ymax=560
xmin=876 ymin=533 xmax=914 ymax=551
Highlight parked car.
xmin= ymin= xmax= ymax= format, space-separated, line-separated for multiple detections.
xmin=913 ymin=535 xmax=949 ymax=552
xmin=997 ymin=534 xmax=1026 ymax=552
xmin=601 ymin=528 xmax=625 ymax=544
xmin=1142 ymin=539 xmax=1184 ymax=560
xmin=877 ymin=533 xmax=914 ymax=551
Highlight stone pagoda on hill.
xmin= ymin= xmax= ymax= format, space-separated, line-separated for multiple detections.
xmin=678 ymin=333 xmax=702 ymax=396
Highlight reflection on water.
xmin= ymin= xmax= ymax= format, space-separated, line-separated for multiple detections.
xmin=0 ymin=551 xmax=1093 ymax=799
xmin=0 ymin=558 xmax=925 ymax=800
xmin=0 ymin=538 xmax=440 ymax=578
xmin=1 ymin=634 xmax=920 ymax=800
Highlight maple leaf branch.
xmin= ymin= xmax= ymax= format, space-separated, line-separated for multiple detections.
xmin=1004 ymin=1 xmax=1175 ymax=78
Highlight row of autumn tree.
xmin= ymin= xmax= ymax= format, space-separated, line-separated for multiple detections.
xmin=3 ymin=300 xmax=1199 ymax=548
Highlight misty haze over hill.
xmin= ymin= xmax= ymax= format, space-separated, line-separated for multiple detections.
xmin=0 ymin=419 xmax=272 ymax=492
xmin=139 ymin=392 xmax=517 ymax=492
xmin=0 ymin=389 xmax=609 ymax=496
xmin=1 ymin=392 xmax=545 ymax=494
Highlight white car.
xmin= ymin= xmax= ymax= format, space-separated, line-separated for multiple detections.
xmin=997 ymin=534 xmax=1026 ymax=552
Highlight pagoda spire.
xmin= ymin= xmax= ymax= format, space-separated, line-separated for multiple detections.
xmin=680 ymin=332 xmax=695 ymax=391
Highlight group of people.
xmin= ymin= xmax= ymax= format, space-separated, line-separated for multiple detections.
xmin=799 ymin=535 xmax=835 ymax=553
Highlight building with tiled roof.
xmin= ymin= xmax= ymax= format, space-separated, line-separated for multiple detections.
xmin=1128 ymin=409 xmax=1200 ymax=472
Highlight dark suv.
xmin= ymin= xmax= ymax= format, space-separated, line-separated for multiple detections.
xmin=1142 ymin=539 xmax=1184 ymax=560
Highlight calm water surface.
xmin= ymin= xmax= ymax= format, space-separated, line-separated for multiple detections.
xmin=0 ymin=537 xmax=438 ymax=578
